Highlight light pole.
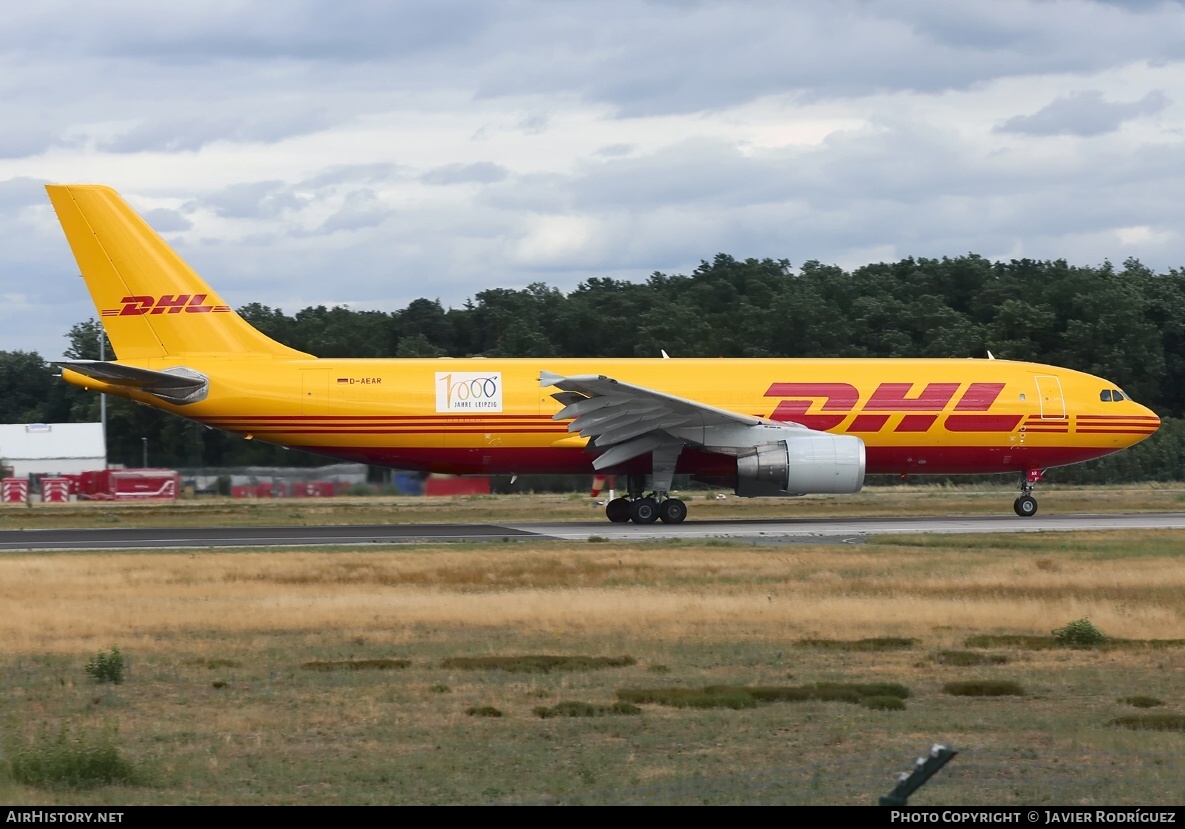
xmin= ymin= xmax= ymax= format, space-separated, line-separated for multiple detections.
xmin=98 ymin=325 xmax=107 ymax=466
xmin=141 ymin=437 xmax=148 ymax=469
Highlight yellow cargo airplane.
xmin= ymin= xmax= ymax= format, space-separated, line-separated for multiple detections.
xmin=47 ymin=184 xmax=1161 ymax=524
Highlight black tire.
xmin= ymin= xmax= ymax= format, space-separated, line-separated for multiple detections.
xmin=605 ymin=497 xmax=631 ymax=523
xmin=1014 ymin=495 xmax=1038 ymax=517
xmin=658 ymin=498 xmax=687 ymax=524
xmin=630 ymin=497 xmax=659 ymax=524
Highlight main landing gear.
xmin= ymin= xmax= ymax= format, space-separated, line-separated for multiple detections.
xmin=1013 ymin=469 xmax=1042 ymax=517
xmin=604 ymin=474 xmax=688 ymax=524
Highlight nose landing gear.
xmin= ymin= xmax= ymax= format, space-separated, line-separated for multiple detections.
xmin=1013 ymin=469 xmax=1043 ymax=517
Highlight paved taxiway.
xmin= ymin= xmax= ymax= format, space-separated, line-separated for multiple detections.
xmin=3 ymin=512 xmax=1185 ymax=551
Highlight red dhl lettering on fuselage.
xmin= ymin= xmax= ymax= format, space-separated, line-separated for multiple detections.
xmin=100 ymin=294 xmax=232 ymax=316
xmin=766 ymin=382 xmax=1024 ymax=433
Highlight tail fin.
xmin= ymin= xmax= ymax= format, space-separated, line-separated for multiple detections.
xmin=46 ymin=184 xmax=310 ymax=361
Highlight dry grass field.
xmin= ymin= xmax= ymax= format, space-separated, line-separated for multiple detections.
xmin=2 ymin=516 xmax=1185 ymax=804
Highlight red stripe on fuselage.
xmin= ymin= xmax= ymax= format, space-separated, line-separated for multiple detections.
xmin=945 ymin=415 xmax=1023 ymax=432
xmin=288 ymin=444 xmax=1123 ymax=477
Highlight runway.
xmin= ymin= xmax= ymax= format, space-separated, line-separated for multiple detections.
xmin=3 ymin=512 xmax=1185 ymax=551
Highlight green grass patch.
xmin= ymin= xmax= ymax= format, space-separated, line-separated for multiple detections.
xmin=84 ymin=646 xmax=125 ymax=685
xmin=441 ymin=655 xmax=636 ymax=673
xmin=965 ymin=635 xmax=1185 ymax=651
xmin=187 ymin=658 xmax=242 ymax=669
xmin=299 ymin=658 xmax=411 ymax=672
xmin=8 ymin=724 xmax=140 ymax=790
xmin=533 ymin=701 xmax=642 ymax=718
xmin=617 ymin=686 xmax=757 ymax=709
xmin=1109 ymin=714 xmax=1185 ymax=732
xmin=964 ymin=634 xmax=1061 ymax=650
xmin=1120 ymin=696 xmax=1165 ymax=708
xmin=863 ymin=695 xmax=907 ymax=711
xmin=795 ymin=637 xmax=915 ymax=651
xmin=465 ymin=706 xmax=503 ymax=718
xmin=943 ymin=680 xmax=1026 ymax=697
xmin=935 ymin=650 xmax=1010 ymax=666
xmin=617 ymin=682 xmax=909 ymax=710
xmin=1052 ymin=618 xmax=1107 ymax=647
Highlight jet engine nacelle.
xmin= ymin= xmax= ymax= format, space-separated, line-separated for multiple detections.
xmin=735 ymin=434 xmax=866 ymax=497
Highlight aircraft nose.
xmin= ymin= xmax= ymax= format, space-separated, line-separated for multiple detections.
xmin=1130 ymin=401 xmax=1161 ymax=444
xmin=1146 ymin=406 xmax=1162 ymax=432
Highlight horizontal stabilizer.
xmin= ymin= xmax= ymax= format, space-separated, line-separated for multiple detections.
xmin=57 ymin=360 xmax=209 ymax=405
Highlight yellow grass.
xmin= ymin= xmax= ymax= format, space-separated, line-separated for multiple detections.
xmin=4 ymin=532 xmax=1184 ymax=654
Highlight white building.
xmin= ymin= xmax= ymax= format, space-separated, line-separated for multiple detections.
xmin=0 ymin=423 xmax=106 ymax=477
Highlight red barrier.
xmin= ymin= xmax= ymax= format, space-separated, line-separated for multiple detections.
xmin=2 ymin=478 xmax=28 ymax=504
xmin=41 ymin=477 xmax=71 ymax=503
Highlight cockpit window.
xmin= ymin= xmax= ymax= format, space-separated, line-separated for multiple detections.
xmin=1112 ymin=389 xmax=1126 ymax=401
xmin=1100 ymin=390 xmax=1113 ymax=402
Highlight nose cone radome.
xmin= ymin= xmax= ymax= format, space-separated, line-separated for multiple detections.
xmin=1125 ymin=401 xmax=1161 ymax=447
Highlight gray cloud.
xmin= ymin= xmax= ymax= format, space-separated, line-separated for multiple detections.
xmin=317 ymin=189 xmax=394 ymax=234
xmin=474 ymin=0 xmax=1185 ymax=115
xmin=422 ymin=162 xmax=509 ymax=186
xmin=98 ymin=109 xmax=335 ymax=154
xmin=595 ymin=144 xmax=635 ymax=158
xmin=1 ymin=2 xmax=1182 ymax=125
xmin=141 ymin=208 xmax=193 ymax=232
xmin=0 ymin=1 xmax=495 ymax=63
xmin=996 ymin=90 xmax=1171 ymax=136
xmin=301 ymin=164 xmax=405 ymax=189
xmin=0 ymin=127 xmax=60 ymax=159
xmin=201 ymin=181 xmax=307 ymax=219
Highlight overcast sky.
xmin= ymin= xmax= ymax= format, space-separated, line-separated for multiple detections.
xmin=2 ymin=0 xmax=1184 ymax=358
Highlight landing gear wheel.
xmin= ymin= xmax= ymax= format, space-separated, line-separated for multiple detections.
xmin=658 ymin=498 xmax=687 ymax=524
xmin=605 ymin=498 xmax=631 ymax=523
xmin=630 ymin=497 xmax=659 ymax=524
xmin=1014 ymin=495 xmax=1038 ymax=517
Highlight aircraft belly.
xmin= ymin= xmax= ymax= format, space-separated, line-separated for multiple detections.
xmin=271 ymin=440 xmax=1115 ymax=479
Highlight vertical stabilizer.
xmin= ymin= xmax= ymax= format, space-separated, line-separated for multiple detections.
xmin=46 ymin=184 xmax=310 ymax=360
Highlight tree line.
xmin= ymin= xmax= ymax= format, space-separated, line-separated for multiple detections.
xmin=2 ymin=253 xmax=1183 ymax=481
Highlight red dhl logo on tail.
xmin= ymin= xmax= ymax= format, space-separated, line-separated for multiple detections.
xmin=766 ymin=382 xmax=1024 ymax=433
xmin=101 ymin=295 xmax=232 ymax=316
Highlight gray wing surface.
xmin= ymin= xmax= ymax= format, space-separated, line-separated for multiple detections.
xmin=539 ymin=370 xmax=798 ymax=470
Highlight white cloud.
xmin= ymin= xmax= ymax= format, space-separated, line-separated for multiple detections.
xmin=1 ymin=0 xmax=1185 ymax=359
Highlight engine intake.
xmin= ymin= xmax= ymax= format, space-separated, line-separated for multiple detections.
xmin=735 ymin=434 xmax=866 ymax=497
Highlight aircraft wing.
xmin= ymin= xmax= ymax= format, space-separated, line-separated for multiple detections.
xmin=540 ymin=370 xmax=787 ymax=470
xmin=56 ymin=360 xmax=209 ymax=405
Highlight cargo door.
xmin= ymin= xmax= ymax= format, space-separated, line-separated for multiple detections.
xmin=1034 ymin=375 xmax=1065 ymax=419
